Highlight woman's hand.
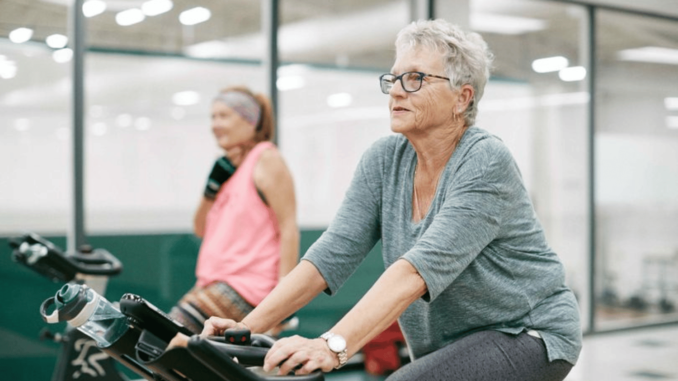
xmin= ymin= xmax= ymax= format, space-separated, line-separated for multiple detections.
xmin=263 ymin=335 xmax=337 ymax=375
xmin=168 ymin=332 xmax=190 ymax=348
xmin=202 ymin=316 xmax=248 ymax=337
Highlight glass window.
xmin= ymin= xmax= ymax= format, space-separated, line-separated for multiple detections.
xmin=84 ymin=54 xmax=264 ymax=233
xmin=278 ymin=0 xmax=408 ymax=228
xmin=1 ymin=7 xmax=71 ymax=235
xmin=471 ymin=0 xmax=591 ymax=329
xmin=280 ymin=0 xmax=408 ymax=70
xmin=595 ymin=10 xmax=678 ymax=329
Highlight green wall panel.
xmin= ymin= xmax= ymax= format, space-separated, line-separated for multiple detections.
xmin=0 ymin=230 xmax=384 ymax=380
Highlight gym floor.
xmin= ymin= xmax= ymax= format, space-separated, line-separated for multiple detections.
xmin=326 ymin=324 xmax=678 ymax=381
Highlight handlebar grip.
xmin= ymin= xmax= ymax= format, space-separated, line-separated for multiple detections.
xmin=187 ymin=336 xmax=325 ymax=381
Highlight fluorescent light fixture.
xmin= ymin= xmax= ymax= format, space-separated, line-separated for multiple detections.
xmin=15 ymin=118 xmax=30 ymax=132
xmin=142 ymin=0 xmax=173 ymax=17
xmin=91 ymin=122 xmax=108 ymax=136
xmin=532 ymin=56 xmax=569 ymax=73
xmin=0 ymin=57 xmax=17 ymax=79
xmin=82 ymin=0 xmax=106 ymax=18
xmin=116 ymin=113 xmax=133 ymax=128
xmin=52 ymin=48 xmax=73 ymax=63
xmin=179 ymin=7 xmax=211 ymax=26
xmin=471 ymin=13 xmax=547 ymax=35
xmin=327 ymin=93 xmax=353 ymax=108
xmin=116 ymin=9 xmax=146 ymax=26
xmin=278 ymin=64 xmax=311 ymax=76
xmin=9 ymin=28 xmax=33 ymax=44
xmin=481 ymin=92 xmax=589 ymax=112
xmin=172 ymin=91 xmax=200 ymax=106
xmin=664 ymin=97 xmax=678 ymax=110
xmin=277 ymin=76 xmax=305 ymax=91
xmin=667 ymin=116 xmax=678 ymax=129
xmin=559 ymin=66 xmax=586 ymax=82
xmin=617 ymin=46 xmax=678 ymax=65
xmin=46 ymin=34 xmax=68 ymax=49
xmin=135 ymin=117 xmax=152 ymax=131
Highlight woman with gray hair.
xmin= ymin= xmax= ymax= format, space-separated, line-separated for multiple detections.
xmin=173 ymin=19 xmax=581 ymax=380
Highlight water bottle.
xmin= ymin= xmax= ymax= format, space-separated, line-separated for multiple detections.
xmin=41 ymin=283 xmax=129 ymax=347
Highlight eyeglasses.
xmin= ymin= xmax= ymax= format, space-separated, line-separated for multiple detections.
xmin=379 ymin=71 xmax=450 ymax=94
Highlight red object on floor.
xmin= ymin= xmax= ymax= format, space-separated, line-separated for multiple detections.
xmin=362 ymin=321 xmax=406 ymax=375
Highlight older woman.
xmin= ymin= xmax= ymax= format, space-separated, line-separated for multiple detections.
xmin=168 ymin=86 xmax=299 ymax=335
xmin=191 ymin=20 xmax=582 ymax=380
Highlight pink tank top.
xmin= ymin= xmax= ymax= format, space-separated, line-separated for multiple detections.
xmin=195 ymin=141 xmax=280 ymax=306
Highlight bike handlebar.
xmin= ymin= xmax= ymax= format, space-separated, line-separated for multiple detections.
xmin=10 ymin=233 xmax=122 ymax=281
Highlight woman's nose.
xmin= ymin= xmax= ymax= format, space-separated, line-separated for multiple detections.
xmin=389 ymin=78 xmax=406 ymax=97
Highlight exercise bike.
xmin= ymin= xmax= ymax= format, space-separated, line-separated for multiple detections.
xmin=40 ymin=281 xmax=324 ymax=381
xmin=9 ymin=233 xmax=127 ymax=381
xmin=12 ymin=233 xmax=324 ymax=381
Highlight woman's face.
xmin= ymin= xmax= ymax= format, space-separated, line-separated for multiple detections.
xmin=211 ymin=101 xmax=256 ymax=152
xmin=388 ymin=46 xmax=462 ymax=135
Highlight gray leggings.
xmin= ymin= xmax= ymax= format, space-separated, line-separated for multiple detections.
xmin=386 ymin=330 xmax=573 ymax=381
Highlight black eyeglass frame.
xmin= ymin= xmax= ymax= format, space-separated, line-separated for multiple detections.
xmin=379 ymin=71 xmax=451 ymax=94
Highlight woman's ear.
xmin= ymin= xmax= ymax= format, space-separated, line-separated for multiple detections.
xmin=457 ymin=84 xmax=475 ymax=113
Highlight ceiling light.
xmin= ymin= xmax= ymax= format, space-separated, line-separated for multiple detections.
xmin=172 ymin=91 xmax=200 ymax=106
xmin=116 ymin=9 xmax=146 ymax=26
xmin=0 ymin=57 xmax=17 ymax=79
xmin=470 ymin=13 xmax=547 ymax=35
xmin=135 ymin=117 xmax=152 ymax=131
xmin=559 ymin=66 xmax=586 ymax=82
xmin=82 ymin=0 xmax=106 ymax=18
xmin=667 ymin=116 xmax=678 ymax=129
xmin=9 ymin=28 xmax=33 ymax=44
xmin=91 ymin=122 xmax=108 ymax=136
xmin=277 ymin=76 xmax=305 ymax=91
xmin=46 ymin=34 xmax=68 ymax=49
xmin=327 ymin=93 xmax=353 ymax=108
xmin=532 ymin=56 xmax=569 ymax=73
xmin=665 ymin=97 xmax=678 ymax=110
xmin=52 ymin=48 xmax=73 ymax=63
xmin=179 ymin=7 xmax=211 ymax=26
xmin=142 ymin=0 xmax=173 ymax=16
xmin=617 ymin=46 xmax=678 ymax=65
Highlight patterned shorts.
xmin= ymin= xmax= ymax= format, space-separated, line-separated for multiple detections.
xmin=169 ymin=282 xmax=254 ymax=334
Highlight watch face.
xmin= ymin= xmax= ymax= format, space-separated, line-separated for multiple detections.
xmin=327 ymin=335 xmax=346 ymax=352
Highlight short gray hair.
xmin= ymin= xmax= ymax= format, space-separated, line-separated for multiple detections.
xmin=395 ymin=19 xmax=494 ymax=127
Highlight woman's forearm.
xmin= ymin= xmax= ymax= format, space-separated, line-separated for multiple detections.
xmin=193 ymin=197 xmax=214 ymax=238
xmin=329 ymin=259 xmax=426 ymax=357
xmin=243 ymin=260 xmax=327 ymax=333
xmin=278 ymin=224 xmax=300 ymax=280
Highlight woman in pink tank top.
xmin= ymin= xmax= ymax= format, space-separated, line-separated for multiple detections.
xmin=169 ymin=86 xmax=299 ymax=334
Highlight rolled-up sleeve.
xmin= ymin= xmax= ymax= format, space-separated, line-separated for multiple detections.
xmin=302 ymin=140 xmax=387 ymax=295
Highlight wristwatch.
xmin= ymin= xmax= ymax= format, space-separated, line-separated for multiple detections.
xmin=320 ymin=332 xmax=348 ymax=369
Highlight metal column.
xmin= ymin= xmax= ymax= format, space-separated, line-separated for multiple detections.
xmin=586 ymin=5 xmax=597 ymax=333
xmin=410 ymin=0 xmax=435 ymax=20
xmin=262 ymin=0 xmax=279 ymax=145
xmin=68 ymin=0 xmax=87 ymax=252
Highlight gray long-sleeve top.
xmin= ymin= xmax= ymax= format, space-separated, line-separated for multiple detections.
xmin=303 ymin=126 xmax=582 ymax=365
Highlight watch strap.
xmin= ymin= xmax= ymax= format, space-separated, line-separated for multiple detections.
xmin=320 ymin=332 xmax=348 ymax=369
